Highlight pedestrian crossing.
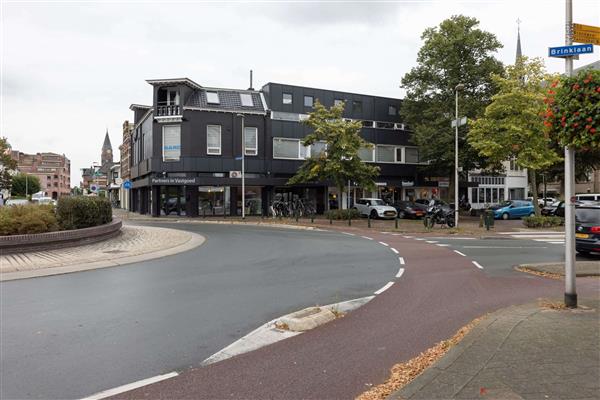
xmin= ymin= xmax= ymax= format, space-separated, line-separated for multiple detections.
xmin=498 ymin=231 xmax=565 ymax=245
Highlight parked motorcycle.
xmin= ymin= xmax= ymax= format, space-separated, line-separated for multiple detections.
xmin=424 ymin=200 xmax=456 ymax=228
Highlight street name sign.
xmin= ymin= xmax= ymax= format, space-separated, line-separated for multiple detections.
xmin=451 ymin=116 xmax=467 ymax=128
xmin=548 ymin=44 xmax=594 ymax=57
xmin=573 ymin=23 xmax=600 ymax=46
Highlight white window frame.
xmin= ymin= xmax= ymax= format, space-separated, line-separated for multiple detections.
xmin=207 ymin=125 xmax=222 ymax=155
xmin=162 ymin=125 xmax=181 ymax=162
xmin=376 ymin=145 xmax=397 ymax=163
xmin=273 ymin=137 xmax=308 ymax=160
xmin=244 ymin=127 xmax=258 ymax=156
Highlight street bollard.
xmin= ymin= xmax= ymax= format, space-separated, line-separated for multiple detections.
xmin=203 ymin=208 xmax=206 ymax=218
xmin=479 ymin=214 xmax=483 ymax=228
xmin=311 ymin=213 xmax=314 ymax=223
xmin=368 ymin=213 xmax=371 ymax=228
xmin=329 ymin=213 xmax=333 ymax=225
xmin=348 ymin=212 xmax=351 ymax=226
xmin=296 ymin=211 xmax=299 ymax=222
xmin=395 ymin=216 xmax=399 ymax=230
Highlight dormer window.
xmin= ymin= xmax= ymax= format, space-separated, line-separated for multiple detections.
xmin=206 ymin=92 xmax=220 ymax=104
xmin=157 ymin=88 xmax=181 ymax=116
xmin=240 ymin=93 xmax=254 ymax=107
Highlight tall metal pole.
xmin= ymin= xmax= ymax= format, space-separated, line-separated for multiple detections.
xmin=241 ymin=115 xmax=246 ymax=220
xmin=564 ymin=0 xmax=577 ymax=308
xmin=454 ymin=87 xmax=460 ymax=228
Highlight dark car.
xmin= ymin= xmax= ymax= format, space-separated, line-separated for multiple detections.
xmin=415 ymin=198 xmax=452 ymax=213
xmin=541 ymin=201 xmax=565 ymax=217
xmin=391 ymin=201 xmax=426 ymax=219
xmin=575 ymin=204 xmax=600 ymax=256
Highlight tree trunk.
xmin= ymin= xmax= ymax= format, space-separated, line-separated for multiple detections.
xmin=529 ymin=169 xmax=540 ymax=216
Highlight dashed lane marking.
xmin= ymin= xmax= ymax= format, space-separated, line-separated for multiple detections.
xmin=81 ymin=372 xmax=179 ymax=400
xmin=390 ymin=248 xmax=399 ymax=254
xmin=436 ymin=243 xmax=450 ymax=247
xmin=414 ymin=238 xmax=425 ymax=241
xmin=454 ymin=250 xmax=467 ymax=257
xmin=472 ymin=261 xmax=484 ymax=270
xmin=361 ymin=236 xmax=374 ymax=240
xmin=374 ymin=281 xmax=395 ymax=295
xmin=398 ymin=257 xmax=405 ymax=265
xmin=378 ymin=241 xmax=389 ymax=247
xmin=396 ymin=268 xmax=405 ymax=278
xmin=341 ymin=232 xmax=355 ymax=236
xmin=425 ymin=240 xmax=439 ymax=244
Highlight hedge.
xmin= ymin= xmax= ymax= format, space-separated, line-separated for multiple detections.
xmin=56 ymin=196 xmax=112 ymax=230
xmin=522 ymin=216 xmax=564 ymax=228
xmin=325 ymin=209 xmax=361 ymax=220
xmin=0 ymin=204 xmax=59 ymax=235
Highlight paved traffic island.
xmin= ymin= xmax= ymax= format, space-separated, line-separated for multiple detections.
xmin=0 ymin=225 xmax=205 ymax=281
xmin=517 ymin=261 xmax=600 ymax=278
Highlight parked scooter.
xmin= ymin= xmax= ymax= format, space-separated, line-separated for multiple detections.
xmin=424 ymin=200 xmax=456 ymax=228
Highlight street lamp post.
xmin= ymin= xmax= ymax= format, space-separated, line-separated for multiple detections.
xmin=455 ymin=83 xmax=464 ymax=229
xmin=237 ymin=114 xmax=246 ymax=219
xmin=564 ymin=0 xmax=576 ymax=308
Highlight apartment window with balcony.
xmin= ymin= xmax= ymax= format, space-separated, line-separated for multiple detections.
xmin=304 ymin=96 xmax=313 ymax=108
xmin=283 ymin=93 xmax=293 ymax=105
xmin=244 ymin=127 xmax=258 ymax=156
xmin=207 ymin=125 xmax=222 ymax=155
xmin=157 ymin=88 xmax=181 ymax=116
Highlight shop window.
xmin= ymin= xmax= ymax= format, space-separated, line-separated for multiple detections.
xmin=207 ymin=125 xmax=222 ymax=155
xmin=376 ymin=145 xmax=395 ymax=163
xmin=244 ymin=127 xmax=258 ymax=156
xmin=162 ymin=125 xmax=181 ymax=161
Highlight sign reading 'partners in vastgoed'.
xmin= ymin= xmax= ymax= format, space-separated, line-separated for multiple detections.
xmin=573 ymin=23 xmax=600 ymax=46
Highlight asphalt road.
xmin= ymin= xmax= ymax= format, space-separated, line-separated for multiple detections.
xmin=114 ymin=228 xmax=599 ymax=400
xmin=0 ymin=223 xmax=399 ymax=400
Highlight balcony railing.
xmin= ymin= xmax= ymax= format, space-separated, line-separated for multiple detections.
xmin=156 ymin=103 xmax=181 ymax=116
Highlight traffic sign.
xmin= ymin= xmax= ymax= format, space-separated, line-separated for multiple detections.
xmin=123 ymin=180 xmax=132 ymax=190
xmin=548 ymin=44 xmax=594 ymax=57
xmin=573 ymin=23 xmax=600 ymax=46
xmin=451 ymin=116 xmax=467 ymax=128
xmin=90 ymin=184 xmax=99 ymax=193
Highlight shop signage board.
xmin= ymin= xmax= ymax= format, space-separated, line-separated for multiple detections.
xmin=548 ymin=44 xmax=593 ymax=57
xmin=573 ymin=23 xmax=600 ymax=46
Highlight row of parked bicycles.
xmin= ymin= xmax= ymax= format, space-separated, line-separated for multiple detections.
xmin=270 ymin=198 xmax=317 ymax=218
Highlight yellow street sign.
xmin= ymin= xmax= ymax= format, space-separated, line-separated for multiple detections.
xmin=573 ymin=23 xmax=600 ymax=46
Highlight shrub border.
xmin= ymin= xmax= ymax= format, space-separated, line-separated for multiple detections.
xmin=0 ymin=219 xmax=122 ymax=254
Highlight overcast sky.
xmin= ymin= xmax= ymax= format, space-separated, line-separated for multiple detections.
xmin=2 ymin=0 xmax=599 ymax=186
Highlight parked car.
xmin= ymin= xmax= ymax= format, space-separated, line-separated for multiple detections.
xmin=541 ymin=201 xmax=565 ymax=217
xmin=415 ymin=198 xmax=452 ymax=212
xmin=491 ymin=200 xmax=535 ymax=220
xmin=575 ymin=204 xmax=600 ymax=256
xmin=32 ymin=197 xmax=56 ymax=206
xmin=354 ymin=198 xmax=397 ymax=219
xmin=5 ymin=198 xmax=29 ymax=206
xmin=576 ymin=193 xmax=600 ymax=203
xmin=391 ymin=201 xmax=425 ymax=219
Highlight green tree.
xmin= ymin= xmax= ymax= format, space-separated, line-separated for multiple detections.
xmin=0 ymin=137 xmax=17 ymax=192
xmin=11 ymin=173 xmax=41 ymax=197
xmin=468 ymin=57 xmax=562 ymax=215
xmin=400 ymin=15 xmax=504 ymax=194
xmin=288 ymin=100 xmax=380 ymax=209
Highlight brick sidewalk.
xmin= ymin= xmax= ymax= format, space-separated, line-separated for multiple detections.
xmin=0 ymin=225 xmax=200 ymax=278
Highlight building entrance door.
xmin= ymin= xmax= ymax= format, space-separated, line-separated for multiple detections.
xmin=161 ymin=186 xmax=186 ymax=216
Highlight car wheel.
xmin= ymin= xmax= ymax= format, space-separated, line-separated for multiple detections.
xmin=398 ymin=211 xmax=405 ymax=219
xmin=502 ymin=213 xmax=509 ymax=220
xmin=370 ymin=209 xmax=378 ymax=219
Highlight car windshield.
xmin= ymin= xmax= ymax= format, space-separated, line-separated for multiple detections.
xmin=576 ymin=207 xmax=600 ymax=224
xmin=371 ymin=200 xmax=385 ymax=206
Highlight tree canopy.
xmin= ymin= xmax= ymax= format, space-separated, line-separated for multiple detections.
xmin=0 ymin=137 xmax=17 ymax=192
xmin=468 ymin=57 xmax=562 ymax=213
xmin=288 ymin=100 xmax=380 ymax=208
xmin=11 ymin=173 xmax=41 ymax=197
xmin=401 ymin=15 xmax=504 ymax=177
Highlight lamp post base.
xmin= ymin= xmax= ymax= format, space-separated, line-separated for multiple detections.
xmin=564 ymin=293 xmax=577 ymax=308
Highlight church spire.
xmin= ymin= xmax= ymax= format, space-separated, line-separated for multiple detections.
xmin=102 ymin=129 xmax=112 ymax=150
xmin=516 ymin=18 xmax=523 ymax=62
xmin=101 ymin=129 xmax=113 ymax=168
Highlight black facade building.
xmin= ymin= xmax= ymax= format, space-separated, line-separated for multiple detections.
xmin=128 ymin=78 xmax=435 ymax=217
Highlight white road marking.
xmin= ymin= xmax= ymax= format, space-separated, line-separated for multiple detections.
xmin=378 ymin=241 xmax=389 ymax=247
xmin=454 ymin=250 xmax=467 ymax=257
xmin=427 ymin=237 xmax=475 ymax=240
xmin=390 ymin=247 xmax=399 ymax=254
xmin=403 ymin=236 xmax=413 ymax=239
xmin=380 ymin=232 xmax=393 ymax=235
xmin=498 ymin=231 xmax=562 ymax=235
xmin=391 ymin=233 xmax=402 ymax=236
xmin=361 ymin=236 xmax=374 ymax=240
xmin=396 ymin=268 xmax=405 ymax=278
xmin=81 ymin=372 xmax=179 ymax=400
xmin=425 ymin=240 xmax=438 ymax=244
xmin=414 ymin=238 xmax=425 ymax=241
xmin=472 ymin=261 xmax=484 ymax=270
xmin=548 ymin=241 xmax=565 ymax=244
xmin=341 ymin=232 xmax=355 ymax=236
xmin=464 ymin=245 xmax=548 ymax=249
xmin=436 ymin=243 xmax=450 ymax=247
xmin=374 ymin=281 xmax=395 ymax=295
xmin=398 ymin=257 xmax=405 ymax=265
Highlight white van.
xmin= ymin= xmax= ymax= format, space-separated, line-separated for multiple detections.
xmin=32 ymin=197 xmax=57 ymax=206
xmin=575 ymin=194 xmax=600 ymax=203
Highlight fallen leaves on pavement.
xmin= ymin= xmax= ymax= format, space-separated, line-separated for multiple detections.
xmin=355 ymin=315 xmax=485 ymax=400
xmin=515 ymin=266 xmax=562 ymax=280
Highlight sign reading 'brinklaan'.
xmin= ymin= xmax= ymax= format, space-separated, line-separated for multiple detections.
xmin=548 ymin=44 xmax=594 ymax=57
